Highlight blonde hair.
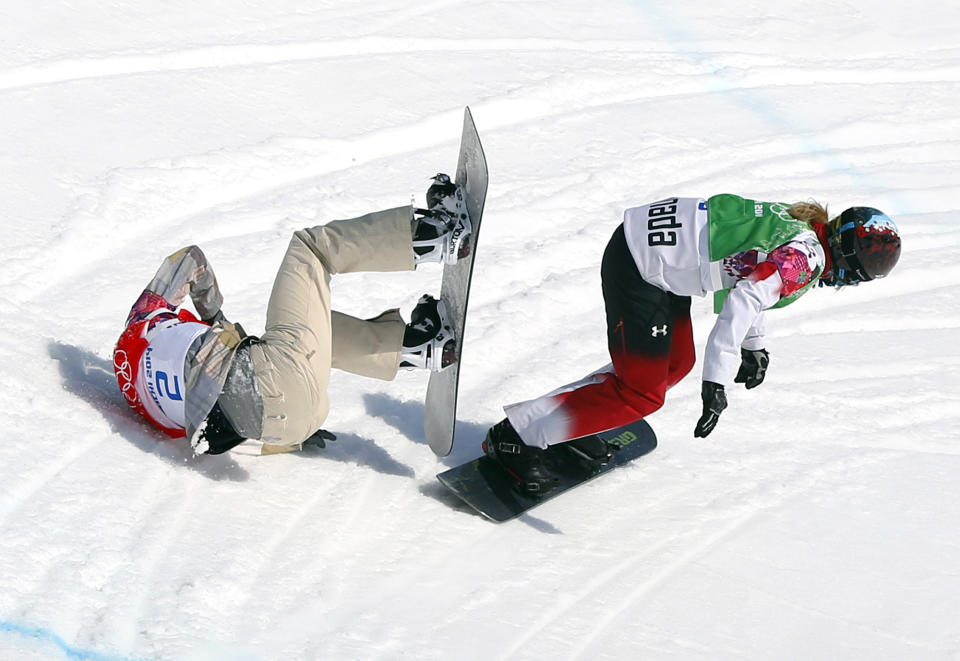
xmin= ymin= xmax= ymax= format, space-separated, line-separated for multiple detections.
xmin=787 ymin=200 xmax=829 ymax=225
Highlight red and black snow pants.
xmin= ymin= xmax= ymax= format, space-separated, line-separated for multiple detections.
xmin=588 ymin=223 xmax=695 ymax=430
xmin=511 ymin=224 xmax=696 ymax=446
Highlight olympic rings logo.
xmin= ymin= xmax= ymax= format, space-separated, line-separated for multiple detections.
xmin=114 ymin=349 xmax=139 ymax=404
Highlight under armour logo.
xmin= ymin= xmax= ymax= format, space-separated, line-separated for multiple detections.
xmin=651 ymin=324 xmax=668 ymax=337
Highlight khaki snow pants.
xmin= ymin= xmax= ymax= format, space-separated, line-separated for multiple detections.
xmin=249 ymin=206 xmax=415 ymax=447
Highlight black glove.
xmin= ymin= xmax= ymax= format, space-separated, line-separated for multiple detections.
xmin=734 ymin=348 xmax=769 ymax=389
xmin=303 ymin=429 xmax=337 ymax=449
xmin=694 ymin=381 xmax=727 ymax=438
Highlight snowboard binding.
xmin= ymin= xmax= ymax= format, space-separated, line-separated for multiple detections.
xmin=401 ymin=294 xmax=457 ymax=372
xmin=555 ymin=434 xmax=615 ymax=474
xmin=482 ymin=419 xmax=559 ymax=496
xmin=413 ymin=173 xmax=473 ymax=266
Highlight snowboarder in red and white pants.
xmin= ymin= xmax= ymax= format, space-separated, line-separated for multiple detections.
xmin=484 ymin=195 xmax=902 ymax=494
xmin=114 ymin=174 xmax=471 ymax=455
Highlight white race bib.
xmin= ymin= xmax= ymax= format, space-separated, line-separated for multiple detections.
xmin=138 ymin=321 xmax=208 ymax=426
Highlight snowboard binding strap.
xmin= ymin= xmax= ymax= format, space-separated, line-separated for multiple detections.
xmin=495 ymin=440 xmax=523 ymax=455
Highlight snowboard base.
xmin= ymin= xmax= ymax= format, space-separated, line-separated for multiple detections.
xmin=424 ymin=106 xmax=489 ymax=457
xmin=437 ymin=419 xmax=657 ymax=522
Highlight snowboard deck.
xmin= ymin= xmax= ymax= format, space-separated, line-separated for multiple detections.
xmin=437 ymin=419 xmax=657 ymax=522
xmin=424 ymin=107 xmax=489 ymax=457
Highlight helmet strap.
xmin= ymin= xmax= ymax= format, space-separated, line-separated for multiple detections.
xmin=831 ymin=221 xmax=872 ymax=284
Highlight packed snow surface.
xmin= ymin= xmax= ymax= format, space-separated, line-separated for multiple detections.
xmin=2 ymin=2 xmax=959 ymax=659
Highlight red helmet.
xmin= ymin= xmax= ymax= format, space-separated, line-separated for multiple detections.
xmin=823 ymin=207 xmax=901 ymax=286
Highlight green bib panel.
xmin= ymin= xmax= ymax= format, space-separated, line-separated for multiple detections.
xmin=708 ymin=194 xmax=822 ymax=312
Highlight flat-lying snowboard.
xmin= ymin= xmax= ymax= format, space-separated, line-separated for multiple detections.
xmin=437 ymin=419 xmax=657 ymax=522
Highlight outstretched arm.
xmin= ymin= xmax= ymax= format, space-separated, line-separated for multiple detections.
xmin=703 ymin=270 xmax=781 ymax=386
xmin=695 ymin=266 xmax=782 ymax=438
xmin=144 ymin=245 xmax=223 ymax=320
xmin=125 ymin=245 xmax=224 ymax=326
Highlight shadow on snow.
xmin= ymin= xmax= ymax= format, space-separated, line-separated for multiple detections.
xmin=47 ymin=341 xmax=250 ymax=481
xmin=47 ymin=342 xmax=421 ymax=481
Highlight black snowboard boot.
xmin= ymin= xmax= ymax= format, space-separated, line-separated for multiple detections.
xmin=483 ymin=419 xmax=559 ymax=495
xmin=400 ymin=294 xmax=456 ymax=372
xmin=412 ymin=173 xmax=472 ymax=266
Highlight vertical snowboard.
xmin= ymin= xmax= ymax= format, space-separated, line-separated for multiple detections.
xmin=437 ymin=419 xmax=657 ymax=522
xmin=425 ymin=107 xmax=489 ymax=456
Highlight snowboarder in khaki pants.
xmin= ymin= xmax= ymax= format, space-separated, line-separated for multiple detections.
xmin=114 ymin=174 xmax=472 ymax=455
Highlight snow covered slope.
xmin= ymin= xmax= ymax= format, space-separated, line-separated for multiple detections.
xmin=2 ymin=2 xmax=959 ymax=659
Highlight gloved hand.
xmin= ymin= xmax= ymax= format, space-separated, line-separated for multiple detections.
xmin=261 ymin=430 xmax=336 ymax=456
xmin=303 ymin=429 xmax=337 ymax=449
xmin=694 ymin=381 xmax=727 ymax=438
xmin=203 ymin=309 xmax=247 ymax=340
xmin=734 ymin=348 xmax=769 ymax=389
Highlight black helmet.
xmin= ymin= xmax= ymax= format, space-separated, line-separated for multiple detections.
xmin=823 ymin=207 xmax=901 ymax=286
